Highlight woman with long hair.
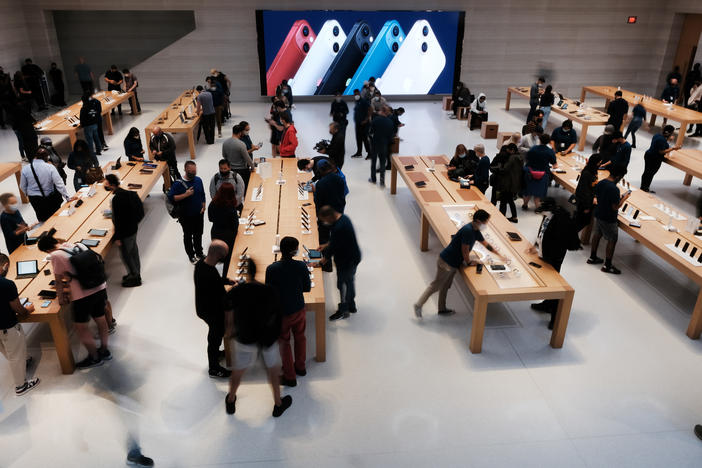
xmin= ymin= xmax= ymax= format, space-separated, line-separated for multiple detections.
xmin=207 ymin=183 xmax=239 ymax=274
xmin=67 ymin=139 xmax=99 ymax=191
xmin=123 ymin=127 xmax=145 ymax=161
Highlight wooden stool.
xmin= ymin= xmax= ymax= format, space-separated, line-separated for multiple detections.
xmin=442 ymin=96 xmax=453 ymax=111
xmin=481 ymin=121 xmax=499 ymax=139
xmin=457 ymin=107 xmax=470 ymax=120
xmin=496 ymin=131 xmax=512 ymax=149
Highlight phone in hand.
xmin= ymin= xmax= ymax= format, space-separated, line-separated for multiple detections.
xmin=476 ymin=264 xmax=483 ymax=274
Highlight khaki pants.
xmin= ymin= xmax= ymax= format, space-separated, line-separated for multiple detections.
xmin=416 ymin=257 xmax=458 ymax=311
xmin=0 ymin=324 xmax=27 ymax=387
xmin=215 ymin=105 xmax=223 ymax=136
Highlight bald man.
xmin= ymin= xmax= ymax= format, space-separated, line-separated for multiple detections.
xmin=149 ymin=126 xmax=180 ymax=181
xmin=194 ymin=240 xmax=231 ymax=378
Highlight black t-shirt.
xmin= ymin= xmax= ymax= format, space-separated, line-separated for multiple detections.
xmin=1 ymin=210 xmax=26 ymax=253
xmin=594 ymin=179 xmax=621 ymax=223
xmin=105 ymin=70 xmax=123 ymax=90
xmin=0 ymin=276 xmax=20 ymax=329
xmin=193 ymin=261 xmax=226 ymax=320
xmin=265 ymin=259 xmax=311 ymax=316
xmin=226 ymin=282 xmax=282 ymax=347
xmin=324 ymin=215 xmax=361 ymax=268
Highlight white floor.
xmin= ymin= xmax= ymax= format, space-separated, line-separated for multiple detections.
xmin=1 ymin=97 xmax=702 ymax=467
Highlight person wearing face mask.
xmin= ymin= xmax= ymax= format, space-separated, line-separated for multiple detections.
xmin=317 ymin=122 xmax=345 ymax=169
xmin=20 ymin=148 xmax=72 ymax=222
xmin=195 ymin=85 xmax=216 ymax=144
xmin=369 ymin=106 xmax=394 ymax=187
xmin=223 ymin=124 xmax=255 ymax=191
xmin=330 ymin=91 xmax=349 ymax=128
xmin=312 ymin=160 xmax=346 ymax=247
xmin=472 ymin=144 xmax=491 ymax=194
xmin=587 ymin=166 xmax=631 ymax=274
xmin=414 ymin=209 xmax=505 ymax=318
xmin=193 ymin=240 xmax=232 ymax=379
xmin=523 ymin=134 xmax=558 ymax=211
xmin=351 ymin=88 xmax=371 ymax=158
xmin=265 ymin=236 xmax=311 ymax=386
xmin=123 ymin=127 xmax=145 ymax=162
xmin=149 ymin=126 xmax=180 ymax=182
xmin=276 ymin=79 xmax=294 ymax=108
xmin=208 ymin=183 xmax=239 ymax=274
xmin=296 ymin=156 xmax=331 ymax=182
xmin=39 ymin=136 xmax=67 ymax=183
xmin=370 ymin=90 xmax=387 ymax=115
xmin=522 ymin=110 xmax=544 ymax=136
xmin=550 ymin=119 xmax=577 ymax=156
xmin=207 ymin=76 xmax=225 ymax=138
xmin=317 ymin=206 xmax=361 ymax=321
xmin=0 ymin=253 xmax=40 ymax=396
xmin=469 ymin=93 xmax=488 ymax=130
xmin=0 ymin=193 xmax=38 ymax=253
xmin=209 ymin=159 xmax=245 ymax=209
xmin=640 ymin=125 xmax=681 ymax=193
xmin=447 ymin=144 xmax=478 ymax=179
xmin=279 ymin=113 xmax=298 ymax=158
xmin=104 ymin=174 xmax=144 ymax=287
xmin=168 ymin=161 xmax=206 ymax=264
xmin=67 ymin=139 xmax=100 ymax=191
xmin=361 ymin=78 xmax=377 ymax=101
xmin=237 ymin=121 xmax=261 ymax=157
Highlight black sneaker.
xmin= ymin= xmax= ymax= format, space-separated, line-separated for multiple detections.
xmin=225 ymin=394 xmax=236 ymax=415
xmin=351 ymin=152 xmax=362 ymax=157
xmin=126 ymin=453 xmax=154 ymax=467
xmin=349 ymin=304 xmax=357 ymax=313
xmin=76 ymin=355 xmax=103 ymax=369
xmin=209 ymin=367 xmax=231 ymax=379
xmin=122 ymin=276 xmax=142 ymax=287
xmin=438 ymin=309 xmax=456 ymax=316
xmin=587 ymin=256 xmax=604 ymax=265
xmin=601 ymin=265 xmax=621 ymax=274
xmin=329 ymin=311 xmax=349 ymax=321
xmin=15 ymin=378 xmax=40 ymax=396
xmin=98 ymin=347 xmax=112 ymax=361
xmin=272 ymin=395 xmax=292 ymax=417
xmin=368 ymin=177 xmax=376 ymax=184
xmin=530 ymin=301 xmax=549 ymax=312
xmin=694 ymin=424 xmax=702 ymax=441
xmin=280 ymin=376 xmax=297 ymax=387
xmin=295 ymin=368 xmax=307 ymax=377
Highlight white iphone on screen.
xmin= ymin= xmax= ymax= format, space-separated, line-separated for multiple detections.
xmin=291 ymin=20 xmax=347 ymax=95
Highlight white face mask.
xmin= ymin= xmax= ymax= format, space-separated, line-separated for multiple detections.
xmin=477 ymin=222 xmax=487 ymax=231
xmin=335 ymin=97 xmax=341 ymax=102
xmin=8 ymin=203 xmax=19 ymax=212
xmin=354 ymin=95 xmax=361 ymax=101
xmin=458 ymin=153 xmax=467 ymax=159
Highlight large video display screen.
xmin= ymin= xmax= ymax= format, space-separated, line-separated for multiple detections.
xmin=256 ymin=10 xmax=465 ymax=96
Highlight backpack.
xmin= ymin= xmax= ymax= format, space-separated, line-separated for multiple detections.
xmin=61 ymin=244 xmax=107 ymax=289
xmin=165 ymin=179 xmax=185 ymax=218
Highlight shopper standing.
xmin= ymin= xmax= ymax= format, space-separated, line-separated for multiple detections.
xmin=168 ymin=161 xmax=206 ymax=263
xmin=20 ymin=148 xmax=71 ymax=222
xmin=222 ymin=124 xmax=254 ymax=190
xmin=104 ymin=174 xmax=144 ymax=287
xmin=195 ymin=85 xmax=216 ymax=144
xmin=640 ymin=125 xmax=680 ymax=193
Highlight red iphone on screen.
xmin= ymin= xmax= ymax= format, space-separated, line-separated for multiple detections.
xmin=266 ymin=20 xmax=316 ymax=95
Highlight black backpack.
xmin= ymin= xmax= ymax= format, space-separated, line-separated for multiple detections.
xmin=61 ymin=245 xmax=107 ymax=289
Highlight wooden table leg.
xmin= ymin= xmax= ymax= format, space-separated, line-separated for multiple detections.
xmin=578 ymin=124 xmax=589 ymax=151
xmin=49 ymin=310 xmax=75 ymax=374
xmin=69 ymin=131 xmax=77 ymax=148
xmin=550 ymin=289 xmax=574 ymax=348
xmin=683 ymin=174 xmax=693 ymax=186
xmin=145 ymin=127 xmax=153 ymax=159
xmin=686 ymin=289 xmax=702 ymax=339
xmin=505 ymin=90 xmax=512 ymax=111
xmin=420 ymin=212 xmax=429 ymax=251
xmin=649 ymin=113 xmax=657 ymax=128
xmin=129 ymin=94 xmax=137 ymax=113
xmin=104 ymin=113 xmax=114 ymax=135
xmin=15 ymin=170 xmax=28 ymax=203
xmin=675 ymin=123 xmax=687 ymax=148
xmin=390 ymin=161 xmax=398 ymax=194
xmin=469 ymin=296 xmax=488 ymax=353
xmin=313 ymin=303 xmax=326 ymax=362
xmin=188 ymin=131 xmax=196 ymax=159
xmin=580 ymin=88 xmax=586 ymax=103
xmin=162 ymin=165 xmax=171 ymax=191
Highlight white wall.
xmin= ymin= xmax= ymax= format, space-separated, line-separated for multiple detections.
xmin=0 ymin=0 xmax=693 ymax=102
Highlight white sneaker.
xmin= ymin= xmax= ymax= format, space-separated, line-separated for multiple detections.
xmin=413 ymin=304 xmax=422 ymax=318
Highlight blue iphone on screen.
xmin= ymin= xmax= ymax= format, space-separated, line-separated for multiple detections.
xmin=344 ymin=20 xmax=405 ymax=95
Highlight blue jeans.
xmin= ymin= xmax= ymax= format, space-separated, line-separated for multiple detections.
xmin=540 ymin=106 xmax=552 ymax=129
xmin=624 ymin=117 xmax=643 ymax=146
xmin=83 ymin=123 xmax=101 ymax=156
xmin=336 ymin=263 xmax=358 ymax=312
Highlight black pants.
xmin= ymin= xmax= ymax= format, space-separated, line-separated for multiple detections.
xmin=370 ymin=142 xmax=388 ymax=184
xmin=498 ymin=191 xmax=517 ymax=218
xmin=156 ymin=154 xmax=181 ymax=182
xmin=119 ymin=233 xmax=141 ymax=278
xmin=575 ymin=205 xmax=593 ymax=232
xmin=234 ymin=168 xmax=251 ymax=192
xmin=211 ymin=228 xmax=236 ymax=276
xmin=129 ymin=91 xmax=141 ymax=113
xmin=470 ymin=111 xmax=488 ymax=130
xmin=29 ymin=191 xmax=63 ymax=222
xmin=317 ymin=219 xmax=330 ymax=245
xmin=179 ymin=214 xmax=204 ymax=258
xmin=201 ymin=113 xmax=215 ymax=144
xmin=640 ymin=155 xmax=662 ymax=192
xmin=80 ymin=80 xmax=93 ymax=94
xmin=200 ymin=313 xmax=225 ymax=371
xmin=97 ymin=116 xmax=106 ymax=147
xmin=526 ymin=102 xmax=538 ymax=123
xmin=21 ymin=131 xmax=38 ymax=159
xmin=354 ymin=121 xmax=370 ymax=155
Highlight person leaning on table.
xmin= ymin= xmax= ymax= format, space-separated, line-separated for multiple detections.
xmin=639 ymin=125 xmax=681 ymax=193
xmin=550 ymin=119 xmax=577 ymax=156
xmin=0 ymin=253 xmax=40 ymax=396
xmin=413 ymin=209 xmax=507 ymax=319
xmin=20 ymin=148 xmax=72 ymax=222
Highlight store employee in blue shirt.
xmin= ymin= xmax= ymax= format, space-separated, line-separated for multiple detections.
xmin=640 ymin=125 xmax=681 ymax=193
xmin=550 ymin=120 xmax=577 ymax=156
xmin=168 ymin=161 xmax=206 ymax=263
xmin=600 ymin=131 xmax=632 ymax=174
xmin=414 ymin=209 xmax=505 ymax=318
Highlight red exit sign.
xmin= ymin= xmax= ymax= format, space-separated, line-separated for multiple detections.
xmin=627 ymin=16 xmax=637 ymax=24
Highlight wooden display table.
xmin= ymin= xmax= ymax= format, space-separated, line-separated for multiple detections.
xmin=390 ymin=155 xmax=574 ymax=353
xmin=664 ymin=149 xmax=702 ymax=186
xmin=0 ymin=162 xmax=28 ymax=203
xmin=505 ymin=86 xmax=610 ymax=151
xmin=34 ymin=90 xmax=137 ymax=147
xmin=580 ymin=86 xmax=702 ymax=147
xmin=15 ymin=160 xmax=170 ymax=374
xmin=226 ymin=158 xmax=327 ymax=362
xmin=550 ymin=152 xmax=702 ymax=340
xmin=145 ymin=90 xmax=201 ymax=160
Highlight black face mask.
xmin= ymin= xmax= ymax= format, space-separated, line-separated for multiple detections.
xmin=219 ymin=171 xmax=229 ymax=178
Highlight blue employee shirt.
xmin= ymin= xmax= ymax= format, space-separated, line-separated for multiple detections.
xmin=324 ymin=215 xmax=361 ymax=268
xmin=526 ymin=145 xmax=557 ymax=171
xmin=265 ymin=259 xmax=311 ymax=316
xmin=314 ymin=172 xmax=346 ymax=214
xmin=610 ymin=142 xmax=632 ymax=170
xmin=168 ymin=176 xmax=206 ymax=217
xmin=474 ymin=155 xmax=490 ymax=186
xmin=354 ymin=98 xmax=370 ymax=124
xmin=645 ymin=133 xmax=670 ymax=162
xmin=0 ymin=210 xmax=26 ymax=254
xmin=440 ymin=223 xmax=484 ymax=268
xmin=551 ymin=127 xmax=577 ymax=152
xmin=594 ymin=179 xmax=621 ymax=223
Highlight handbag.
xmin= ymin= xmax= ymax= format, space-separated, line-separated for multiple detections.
xmin=528 ymin=167 xmax=546 ymax=180
xmin=84 ymin=166 xmax=104 ymax=184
